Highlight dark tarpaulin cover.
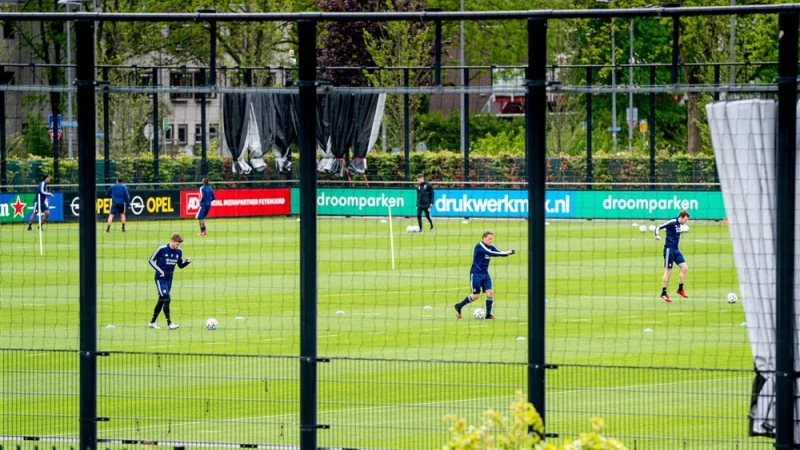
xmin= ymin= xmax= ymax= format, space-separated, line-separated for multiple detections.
xmin=322 ymin=92 xmax=355 ymax=177
xmin=348 ymin=93 xmax=381 ymax=175
xmin=251 ymin=93 xmax=276 ymax=172
xmin=222 ymin=93 xmax=250 ymax=173
xmin=316 ymin=93 xmax=330 ymax=158
xmin=272 ymin=93 xmax=299 ymax=173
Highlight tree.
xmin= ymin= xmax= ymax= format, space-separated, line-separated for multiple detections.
xmin=362 ymin=0 xmax=432 ymax=148
xmin=314 ymin=0 xmax=427 ymax=86
xmin=98 ymin=0 xmax=303 ymax=81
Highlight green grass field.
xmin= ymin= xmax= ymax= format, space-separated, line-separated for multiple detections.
xmin=0 ymin=217 xmax=774 ymax=449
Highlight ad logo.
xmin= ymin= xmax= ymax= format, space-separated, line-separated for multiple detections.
xmin=184 ymin=193 xmax=201 ymax=215
xmin=70 ymin=197 xmax=80 ymax=216
xmin=129 ymin=196 xmax=145 ymax=215
xmin=11 ymin=196 xmax=26 ymax=217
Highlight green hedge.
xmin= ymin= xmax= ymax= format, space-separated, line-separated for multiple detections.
xmin=366 ymin=151 xmax=718 ymax=189
xmin=3 ymin=152 xmax=718 ymax=189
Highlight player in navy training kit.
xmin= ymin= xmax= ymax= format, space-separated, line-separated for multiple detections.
xmin=655 ymin=209 xmax=690 ymax=303
xmin=148 ymin=233 xmax=191 ymax=329
xmin=27 ymin=175 xmax=54 ymax=231
xmin=105 ymin=178 xmax=131 ymax=233
xmin=454 ymin=231 xmax=515 ymax=320
xmin=196 ymin=177 xmax=215 ymax=236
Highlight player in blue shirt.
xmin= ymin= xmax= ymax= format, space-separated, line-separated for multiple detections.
xmin=105 ymin=178 xmax=131 ymax=233
xmin=27 ymin=175 xmax=54 ymax=231
xmin=454 ymin=231 xmax=515 ymax=320
xmin=655 ymin=210 xmax=690 ymax=302
xmin=196 ymin=177 xmax=215 ymax=236
xmin=148 ymin=233 xmax=191 ymax=330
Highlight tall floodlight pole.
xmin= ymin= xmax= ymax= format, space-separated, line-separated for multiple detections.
xmin=65 ymin=2 xmax=73 ymax=159
xmin=628 ymin=18 xmax=634 ymax=153
xmin=460 ymin=0 xmax=466 ymax=156
xmin=729 ymin=0 xmax=736 ymax=87
xmin=611 ymin=19 xmax=617 ymax=153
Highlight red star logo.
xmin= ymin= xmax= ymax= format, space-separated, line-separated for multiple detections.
xmin=11 ymin=197 xmax=26 ymax=217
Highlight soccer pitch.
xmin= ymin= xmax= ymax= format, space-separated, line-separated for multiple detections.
xmin=0 ymin=217 xmax=773 ymax=449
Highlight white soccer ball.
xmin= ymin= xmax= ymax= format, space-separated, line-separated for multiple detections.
xmin=638 ymin=225 xmax=647 ymax=233
xmin=473 ymin=308 xmax=486 ymax=320
xmin=206 ymin=318 xmax=218 ymax=330
xmin=726 ymin=293 xmax=738 ymax=304
xmin=412 ymin=225 xmax=421 ymax=233
xmin=406 ymin=225 xmax=414 ymax=233
xmin=680 ymin=224 xmax=690 ymax=233
xmin=649 ymin=225 xmax=656 ymax=233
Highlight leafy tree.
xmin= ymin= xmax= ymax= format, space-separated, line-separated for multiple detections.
xmin=315 ymin=0 xmax=428 ymax=86
xmin=362 ymin=0 xmax=431 ymax=148
xmin=97 ymin=0 xmax=307 ymax=87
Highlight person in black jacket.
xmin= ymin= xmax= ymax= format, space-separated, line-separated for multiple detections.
xmin=416 ymin=174 xmax=434 ymax=232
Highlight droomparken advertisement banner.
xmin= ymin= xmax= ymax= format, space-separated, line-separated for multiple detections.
xmin=289 ymin=188 xmax=417 ymax=216
xmin=574 ymin=191 xmax=725 ymax=220
xmin=432 ymin=189 xmax=576 ymax=218
xmin=0 ymin=193 xmax=64 ymax=223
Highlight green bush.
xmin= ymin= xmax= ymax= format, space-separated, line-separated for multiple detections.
xmin=3 ymin=151 xmax=718 ymax=188
xmin=414 ymin=111 xmax=525 ymax=153
xmin=443 ymin=390 xmax=627 ymax=450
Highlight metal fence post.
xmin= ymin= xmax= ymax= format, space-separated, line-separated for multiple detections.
xmin=102 ymin=66 xmax=110 ymax=184
xmin=404 ymin=68 xmax=410 ymax=182
xmin=199 ymin=68 xmax=208 ymax=177
xmin=0 ymin=64 xmax=6 ymax=191
xmin=671 ymin=16 xmax=680 ymax=84
xmin=75 ymin=19 xmax=98 ymax=450
xmin=462 ymin=66 xmax=470 ymax=184
xmin=775 ymin=12 xmax=798 ymax=450
xmin=585 ymin=66 xmax=593 ymax=189
xmin=297 ymin=19 xmax=319 ymax=450
xmin=152 ymin=67 xmax=159 ymax=184
xmin=526 ymin=16 xmax=547 ymax=427
xmin=649 ymin=66 xmax=656 ymax=189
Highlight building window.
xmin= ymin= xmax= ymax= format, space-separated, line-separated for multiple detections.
xmin=3 ymin=22 xmax=15 ymax=39
xmin=194 ymin=125 xmax=203 ymax=144
xmin=209 ymin=124 xmax=218 ymax=140
xmin=193 ymin=72 xmax=216 ymax=100
xmin=1 ymin=70 xmax=15 ymax=85
xmin=136 ymin=73 xmax=152 ymax=86
xmin=165 ymin=125 xmax=174 ymax=142
xmin=177 ymin=124 xmax=188 ymax=144
xmin=170 ymin=71 xmax=192 ymax=101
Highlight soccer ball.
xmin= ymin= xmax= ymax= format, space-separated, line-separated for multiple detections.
xmin=680 ymin=224 xmax=690 ymax=233
xmin=473 ymin=308 xmax=486 ymax=320
xmin=206 ymin=318 xmax=218 ymax=330
xmin=638 ymin=225 xmax=647 ymax=233
xmin=726 ymin=293 xmax=738 ymax=304
xmin=648 ymin=225 xmax=656 ymax=233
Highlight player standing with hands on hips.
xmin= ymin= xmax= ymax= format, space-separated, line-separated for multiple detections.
xmin=105 ymin=178 xmax=131 ymax=233
xmin=454 ymin=231 xmax=515 ymax=320
xmin=27 ymin=174 xmax=53 ymax=231
xmin=148 ymin=233 xmax=191 ymax=330
xmin=416 ymin=174 xmax=434 ymax=232
xmin=655 ymin=209 xmax=690 ymax=303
